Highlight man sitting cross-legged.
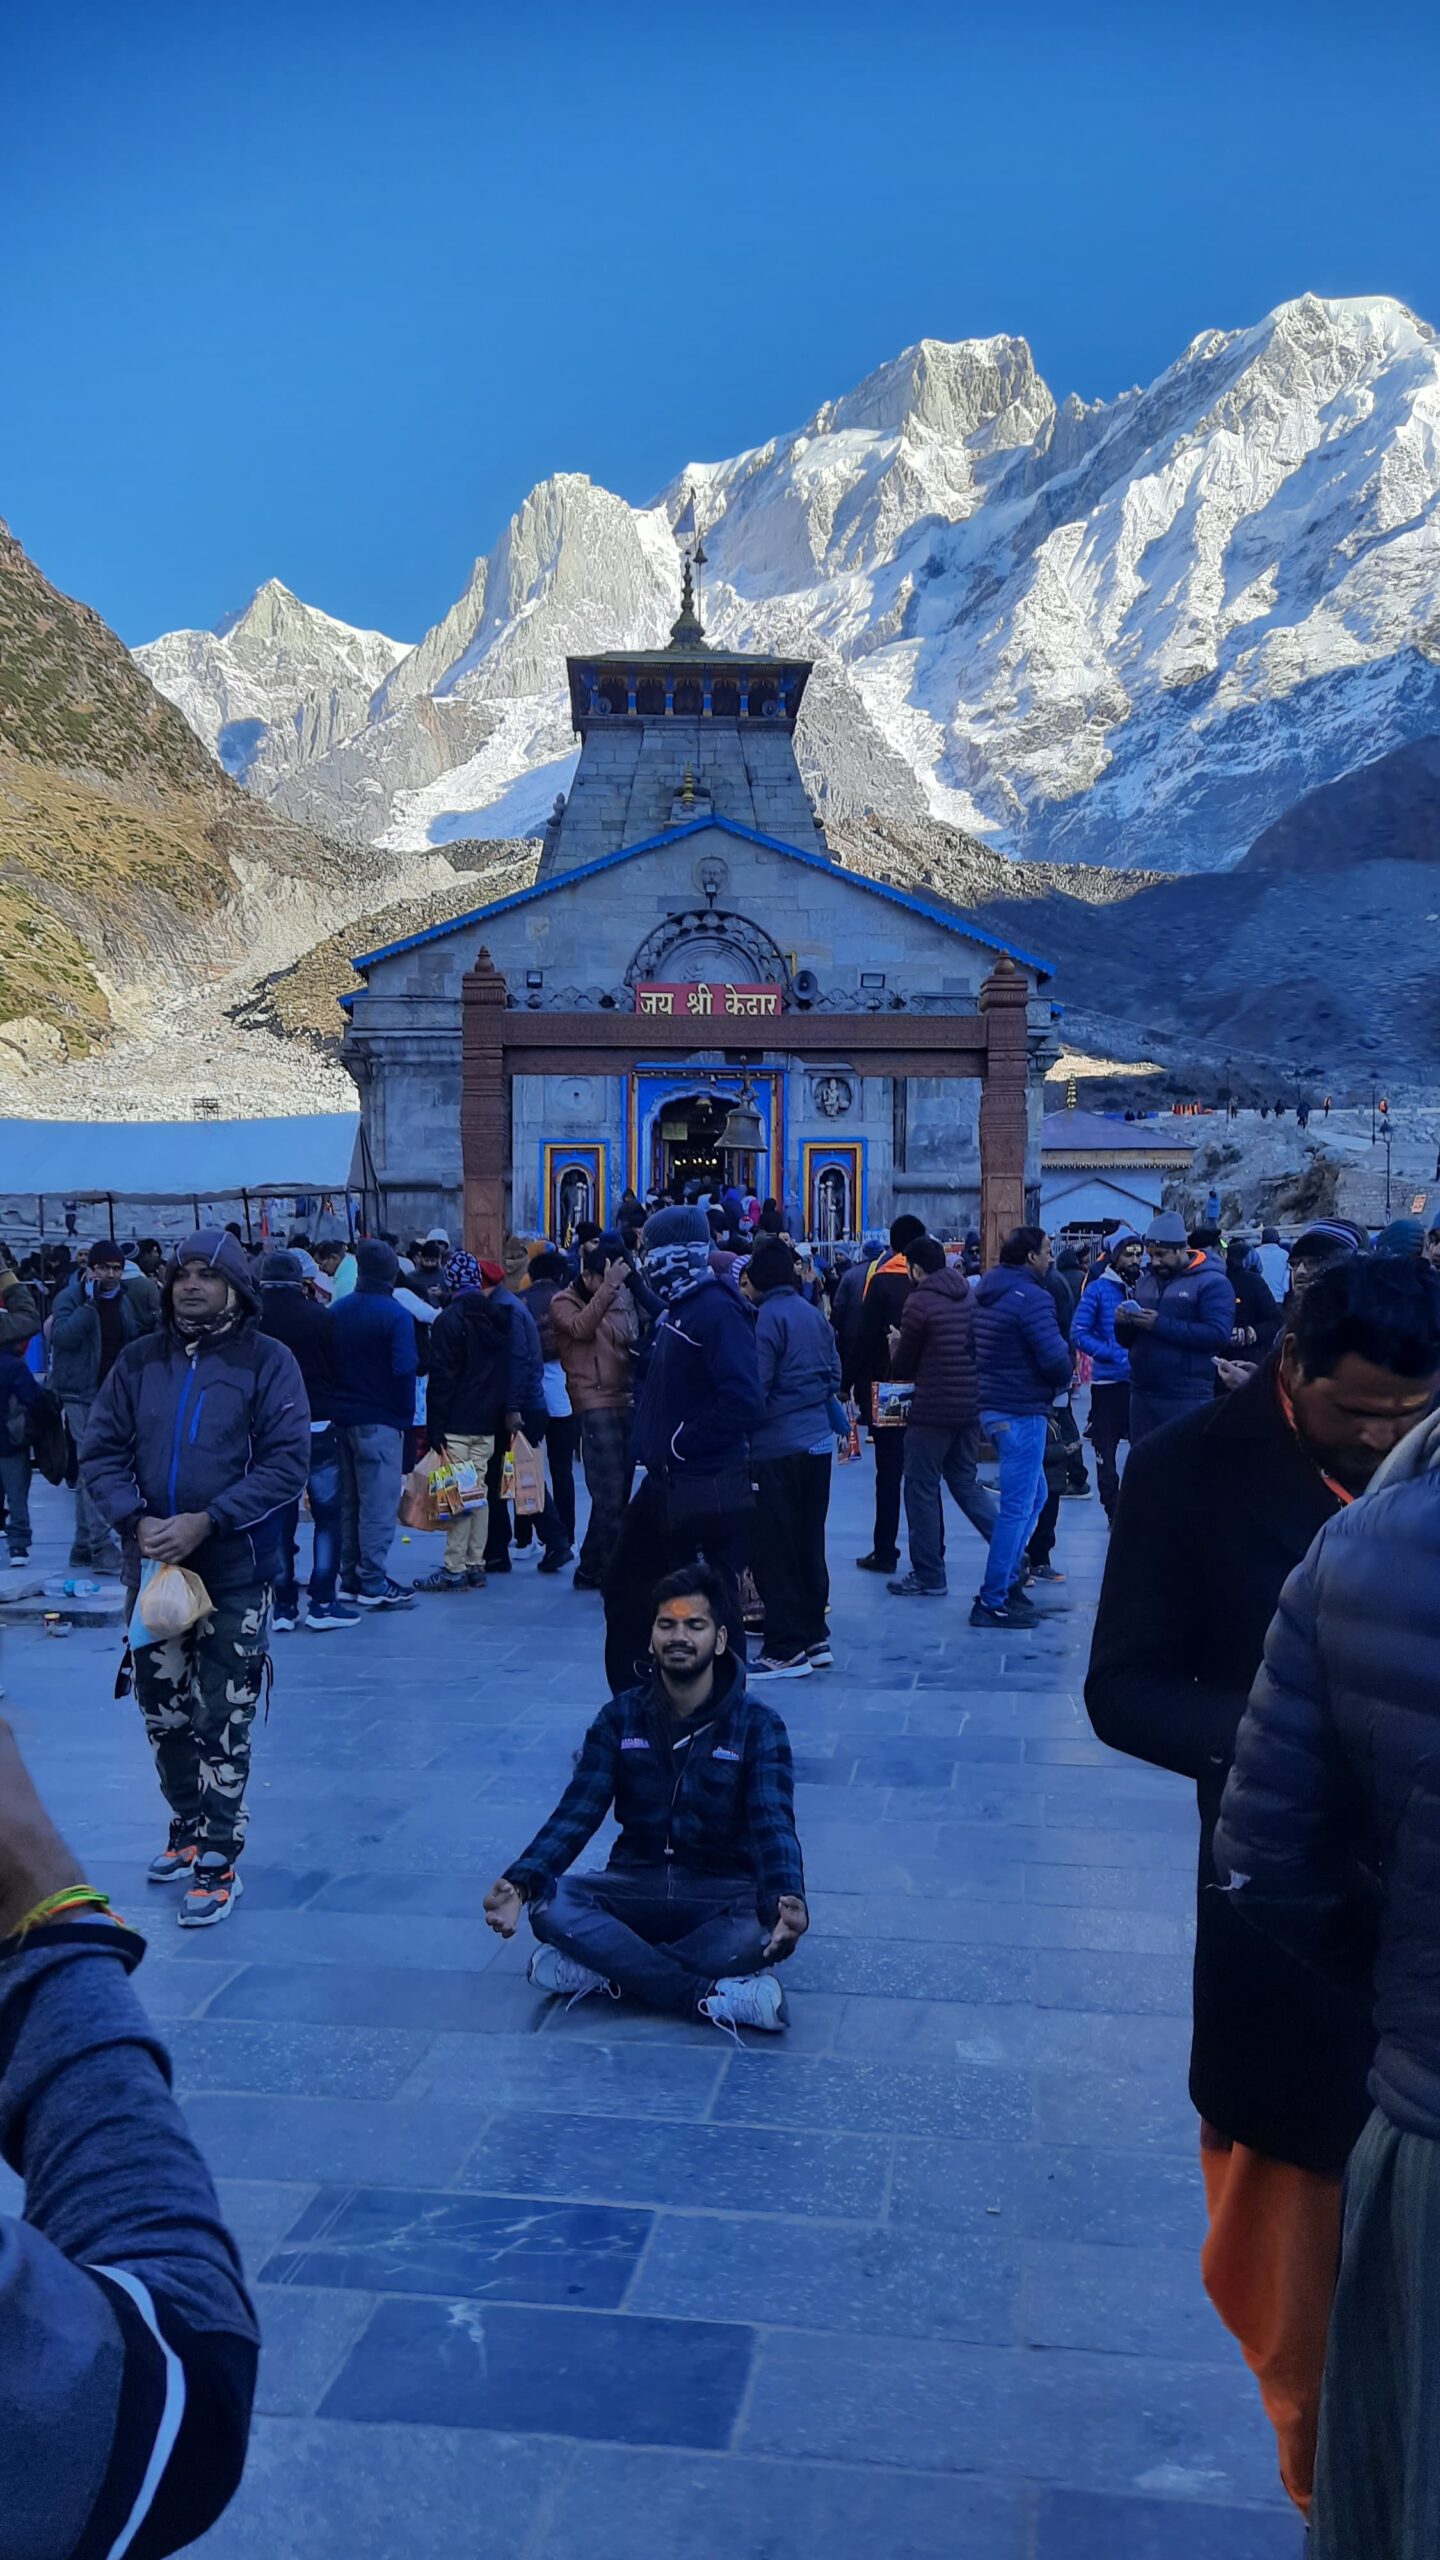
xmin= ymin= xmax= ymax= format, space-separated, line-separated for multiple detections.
xmin=483 ymin=1565 xmax=808 ymax=2035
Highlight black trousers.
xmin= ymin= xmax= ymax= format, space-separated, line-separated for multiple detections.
xmin=545 ymin=1413 xmax=579 ymax=1545
xmin=1027 ymin=1482 xmax=1061 ymax=1570
xmin=870 ymin=1426 xmax=906 ymax=1565
xmin=603 ymin=1471 xmax=749 ymax=1693
xmin=1053 ymin=1396 xmax=1089 ymax=1490
xmin=751 ymin=1452 xmax=832 ymax=1660
xmin=485 ymin=1427 xmax=568 ymax=1564
xmin=1088 ymin=1381 xmax=1131 ymax=1516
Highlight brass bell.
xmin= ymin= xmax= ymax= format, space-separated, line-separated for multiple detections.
xmin=717 ymin=1082 xmax=767 ymax=1154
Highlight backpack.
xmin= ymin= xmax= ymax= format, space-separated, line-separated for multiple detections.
xmin=27 ymin=1386 xmax=70 ymax=1486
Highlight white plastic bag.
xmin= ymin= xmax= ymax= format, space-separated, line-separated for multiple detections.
xmin=129 ymin=1559 xmax=214 ymax=1648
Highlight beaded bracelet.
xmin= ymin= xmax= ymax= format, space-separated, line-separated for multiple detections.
xmin=10 ymin=1886 xmax=113 ymax=1942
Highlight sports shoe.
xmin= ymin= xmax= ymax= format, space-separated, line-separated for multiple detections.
xmin=415 ymin=1568 xmax=468 ymax=1594
xmin=1060 ymin=1482 xmax=1092 ymax=1500
xmin=306 ymin=1597 xmax=361 ymax=1629
xmin=527 ymin=1945 xmax=612 ymax=2000
xmin=7 ymin=1550 xmax=30 ymax=1569
xmin=148 ymin=1831 xmax=199 ymax=1884
xmin=855 ymin=1552 xmax=899 ymax=1574
xmin=887 ymin=1573 xmax=946 ymax=1598
xmin=1030 ymin=1564 xmax=1067 ymax=1584
xmin=90 ymin=1542 xmax=125 ymax=1576
xmin=355 ymin=1578 xmax=417 ymax=1611
xmin=700 ymin=1973 xmax=788 ymax=2034
xmin=806 ymin=1639 xmax=834 ymax=1668
xmin=271 ymin=1603 xmax=301 ymax=1633
xmin=178 ymin=1863 xmax=244 ymax=1927
xmin=747 ymin=1652 xmax=814 ymax=1679
xmin=465 ymin=1565 xmax=488 ymax=1589
xmin=536 ymin=1546 xmax=575 ymax=1575
xmin=969 ymin=1595 xmax=1040 ymax=1631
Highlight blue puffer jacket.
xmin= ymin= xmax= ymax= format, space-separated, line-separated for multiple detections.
xmin=973 ymin=1265 xmax=1072 ymax=1417
xmin=1216 ymin=1466 xmax=1440 ymax=2139
xmin=1070 ymin=1268 xmax=1133 ymax=1384
xmin=1123 ymin=1253 xmax=1235 ymax=1408
xmin=80 ymin=1235 xmax=311 ymax=1592
xmin=633 ymin=1277 xmax=764 ymax=1477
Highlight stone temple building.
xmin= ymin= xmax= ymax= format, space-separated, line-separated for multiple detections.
xmin=341 ymin=566 xmax=1055 ymax=1249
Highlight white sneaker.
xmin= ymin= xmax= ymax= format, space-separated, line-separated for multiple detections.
xmin=527 ymin=1945 xmax=611 ymax=2000
xmin=700 ymin=1973 xmax=788 ymax=2034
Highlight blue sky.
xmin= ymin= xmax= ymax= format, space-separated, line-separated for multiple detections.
xmin=3 ymin=0 xmax=1437 ymax=646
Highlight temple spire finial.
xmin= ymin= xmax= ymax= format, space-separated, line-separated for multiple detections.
xmin=669 ymin=547 xmax=705 ymax=648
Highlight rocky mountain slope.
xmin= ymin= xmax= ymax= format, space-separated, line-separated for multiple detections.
xmin=140 ymin=294 xmax=1440 ymax=872
xmin=0 ymin=520 xmax=449 ymax=1097
xmin=1241 ymin=734 xmax=1440 ymax=870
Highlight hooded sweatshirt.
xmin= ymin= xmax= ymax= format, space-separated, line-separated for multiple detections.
xmin=325 ymin=1241 xmax=419 ymax=1431
xmin=79 ymin=1229 xmax=311 ymax=1592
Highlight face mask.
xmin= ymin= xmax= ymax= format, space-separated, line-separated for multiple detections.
xmin=644 ymin=1240 xmax=713 ymax=1303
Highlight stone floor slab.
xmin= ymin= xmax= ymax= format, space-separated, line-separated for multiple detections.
xmin=262 ymin=2185 xmax=652 ymax=2307
xmin=321 ymin=2298 xmax=754 ymax=2446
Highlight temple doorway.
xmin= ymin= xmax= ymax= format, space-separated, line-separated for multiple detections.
xmin=651 ymin=1091 xmax=732 ymax=1198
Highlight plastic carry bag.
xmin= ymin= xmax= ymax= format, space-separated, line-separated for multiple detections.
xmin=129 ymin=1559 xmax=214 ymax=1649
xmin=870 ymin=1379 xmax=914 ymax=1430
xmin=509 ymin=1431 xmax=546 ymax=1518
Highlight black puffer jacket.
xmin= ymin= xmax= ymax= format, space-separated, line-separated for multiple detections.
xmin=890 ymin=1267 xmax=979 ymax=1431
xmin=1086 ymin=1358 xmax=1372 ymax=2172
xmin=426 ymin=1290 xmax=512 ymax=1446
xmin=1217 ymin=1466 xmax=1440 ymax=2141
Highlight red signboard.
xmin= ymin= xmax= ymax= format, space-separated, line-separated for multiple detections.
xmin=634 ymin=981 xmax=782 ymax=1020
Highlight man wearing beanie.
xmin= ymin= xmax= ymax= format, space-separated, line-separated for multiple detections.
xmin=326 ymin=1240 xmax=419 ymax=1609
xmin=1116 ymin=1211 xmax=1235 ymax=1445
xmin=602 ymin=1206 xmax=763 ymax=1689
xmin=258 ymin=1250 xmax=351 ymax=1631
xmin=79 ymin=1231 xmax=311 ymax=1924
xmin=846 ymin=1215 xmax=926 ymax=1574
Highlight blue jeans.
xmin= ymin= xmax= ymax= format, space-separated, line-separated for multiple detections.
xmin=979 ymin=1411 xmax=1049 ymax=1609
xmin=276 ymin=1425 xmax=342 ymax=1612
xmin=530 ymin=1865 xmax=770 ymax=2016
xmin=336 ymin=1422 xmax=404 ymax=1597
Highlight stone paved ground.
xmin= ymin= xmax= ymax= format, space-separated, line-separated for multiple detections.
xmin=0 ymin=1456 xmax=1306 ymax=2559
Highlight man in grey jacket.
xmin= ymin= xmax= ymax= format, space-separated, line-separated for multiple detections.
xmin=744 ymin=1239 xmax=842 ymax=1679
xmin=0 ymin=1716 xmax=257 ymax=2555
xmin=81 ymin=1232 xmax=310 ymax=1926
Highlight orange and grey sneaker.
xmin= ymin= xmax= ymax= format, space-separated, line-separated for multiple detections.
xmin=148 ymin=1830 xmax=199 ymax=1885
xmin=178 ymin=1861 xmax=244 ymax=1928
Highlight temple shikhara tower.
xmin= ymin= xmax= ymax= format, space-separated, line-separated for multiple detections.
xmin=342 ymin=549 xmax=1055 ymax=1252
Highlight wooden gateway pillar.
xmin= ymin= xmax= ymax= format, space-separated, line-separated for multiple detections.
xmin=979 ymin=955 xmax=1030 ymax=1269
xmin=460 ymin=945 xmax=508 ymax=1259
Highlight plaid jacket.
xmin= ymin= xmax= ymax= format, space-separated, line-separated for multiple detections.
xmin=506 ymin=1654 xmax=805 ymax=1921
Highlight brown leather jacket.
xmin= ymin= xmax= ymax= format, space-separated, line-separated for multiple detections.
xmin=550 ymin=1270 xmax=638 ymax=1412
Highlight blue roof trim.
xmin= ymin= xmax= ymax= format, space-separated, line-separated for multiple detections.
xmin=348 ymin=813 xmax=1052 ymax=979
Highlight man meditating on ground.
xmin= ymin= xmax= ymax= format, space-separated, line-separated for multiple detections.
xmin=483 ymin=1565 xmax=807 ymax=2034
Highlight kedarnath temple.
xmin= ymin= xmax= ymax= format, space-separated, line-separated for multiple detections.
xmin=341 ymin=560 xmax=1056 ymax=1254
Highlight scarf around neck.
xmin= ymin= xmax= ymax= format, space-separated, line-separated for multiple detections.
xmin=646 ymin=1240 xmax=714 ymax=1305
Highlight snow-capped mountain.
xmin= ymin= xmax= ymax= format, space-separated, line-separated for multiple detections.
xmin=136 ymin=579 xmax=407 ymax=789
xmin=139 ymin=296 xmax=1440 ymax=871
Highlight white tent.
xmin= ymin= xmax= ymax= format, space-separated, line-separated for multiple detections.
xmin=0 ymin=1114 xmax=360 ymax=1204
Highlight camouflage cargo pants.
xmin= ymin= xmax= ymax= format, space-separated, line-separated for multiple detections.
xmin=132 ymin=1586 xmax=271 ymax=1863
